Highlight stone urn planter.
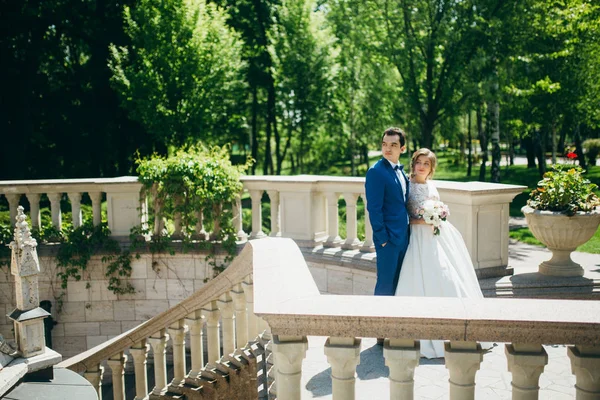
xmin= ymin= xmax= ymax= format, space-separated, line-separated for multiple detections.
xmin=522 ymin=205 xmax=600 ymax=277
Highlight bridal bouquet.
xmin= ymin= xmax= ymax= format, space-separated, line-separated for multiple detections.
xmin=417 ymin=200 xmax=450 ymax=235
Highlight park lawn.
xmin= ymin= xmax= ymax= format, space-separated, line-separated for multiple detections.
xmin=509 ymin=225 xmax=600 ymax=254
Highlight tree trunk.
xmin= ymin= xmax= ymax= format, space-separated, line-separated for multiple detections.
xmin=551 ymin=120 xmax=557 ymax=164
xmin=467 ymin=110 xmax=473 ymax=177
xmin=489 ymin=99 xmax=501 ymax=183
xmin=477 ymin=103 xmax=488 ymax=182
xmin=523 ymin=134 xmax=536 ymax=168
xmin=534 ymin=129 xmax=546 ymax=176
xmin=251 ymin=85 xmax=259 ymax=175
xmin=421 ymin=115 xmax=435 ymax=149
xmin=574 ymin=123 xmax=587 ymax=169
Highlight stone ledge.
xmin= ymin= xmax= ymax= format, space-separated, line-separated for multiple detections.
xmin=0 ymin=348 xmax=62 ymax=397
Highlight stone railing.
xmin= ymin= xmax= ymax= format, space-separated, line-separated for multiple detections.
xmin=0 ymin=175 xmax=525 ymax=277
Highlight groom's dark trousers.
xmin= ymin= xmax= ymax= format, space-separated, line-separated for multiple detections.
xmin=365 ymin=158 xmax=410 ymax=296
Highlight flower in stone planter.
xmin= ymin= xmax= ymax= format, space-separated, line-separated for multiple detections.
xmin=526 ymin=164 xmax=600 ymax=216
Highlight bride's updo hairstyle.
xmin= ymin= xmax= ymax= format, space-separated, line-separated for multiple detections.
xmin=410 ymin=148 xmax=437 ymax=179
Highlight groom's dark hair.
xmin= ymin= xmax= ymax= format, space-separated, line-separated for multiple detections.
xmin=382 ymin=127 xmax=406 ymax=147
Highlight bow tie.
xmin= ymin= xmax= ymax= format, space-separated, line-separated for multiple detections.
xmin=394 ymin=164 xmax=404 ymax=171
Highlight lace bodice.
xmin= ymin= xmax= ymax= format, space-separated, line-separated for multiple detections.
xmin=407 ymin=181 xmax=441 ymax=218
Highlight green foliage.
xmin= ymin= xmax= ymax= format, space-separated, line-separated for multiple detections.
xmin=526 ymin=165 xmax=600 ymax=215
xmin=583 ymin=139 xmax=600 ymax=165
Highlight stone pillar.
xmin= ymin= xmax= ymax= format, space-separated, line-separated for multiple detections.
xmin=89 ymin=192 xmax=102 ymax=227
xmin=324 ymin=337 xmax=361 ymax=399
xmin=168 ymin=319 xmax=186 ymax=386
xmin=192 ymin=208 xmax=207 ymax=240
xmin=233 ymin=194 xmax=247 ymax=241
xmin=360 ymin=194 xmax=374 ymax=252
xmin=243 ymin=276 xmax=259 ymax=341
xmin=505 ymin=343 xmax=548 ymax=400
xmin=250 ymin=190 xmax=266 ymax=239
xmin=185 ymin=310 xmax=205 ymax=377
xmin=342 ymin=193 xmax=361 ymax=250
xmin=232 ymin=283 xmax=248 ymax=350
xmin=210 ymin=202 xmax=223 ymax=240
xmin=444 ymin=341 xmax=483 ymax=400
xmin=267 ymin=190 xmax=281 ymax=237
xmin=129 ymin=340 xmax=149 ymax=400
xmin=152 ymin=184 xmax=165 ymax=237
xmin=568 ymin=345 xmax=600 ymax=400
xmin=324 ymin=192 xmax=341 ymax=248
xmin=203 ymin=300 xmax=221 ymax=365
xmin=148 ymin=329 xmax=170 ymax=396
xmin=8 ymin=206 xmax=49 ymax=357
xmin=83 ymin=364 xmax=104 ymax=399
xmin=47 ymin=192 xmax=62 ymax=230
xmin=272 ymin=335 xmax=308 ymax=400
xmin=6 ymin=194 xmax=20 ymax=229
xmin=383 ymin=339 xmax=420 ymax=399
xmin=105 ymin=182 xmax=144 ymax=238
xmin=26 ymin=193 xmax=41 ymax=231
xmin=172 ymin=195 xmax=184 ymax=239
xmin=107 ymin=352 xmax=127 ymax=400
xmin=68 ymin=192 xmax=83 ymax=228
xmin=218 ymin=293 xmax=236 ymax=356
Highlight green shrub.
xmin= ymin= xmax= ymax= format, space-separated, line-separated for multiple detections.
xmin=583 ymin=139 xmax=600 ymax=166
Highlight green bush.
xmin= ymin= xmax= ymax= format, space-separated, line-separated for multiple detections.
xmin=583 ymin=139 xmax=600 ymax=166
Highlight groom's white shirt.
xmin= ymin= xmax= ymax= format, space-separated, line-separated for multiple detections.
xmin=386 ymin=159 xmax=407 ymax=201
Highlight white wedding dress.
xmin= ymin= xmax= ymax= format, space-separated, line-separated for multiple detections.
xmin=395 ymin=181 xmax=485 ymax=359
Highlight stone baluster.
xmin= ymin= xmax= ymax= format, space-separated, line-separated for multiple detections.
xmin=47 ymin=192 xmax=63 ymax=231
xmin=152 ymin=184 xmax=165 ymax=237
xmin=26 ymin=194 xmax=41 ymax=231
xmin=243 ymin=276 xmax=259 ymax=341
xmin=272 ymin=335 xmax=308 ymax=400
xmin=107 ymin=352 xmax=127 ymax=400
xmin=232 ymin=283 xmax=249 ymax=350
xmin=267 ymin=190 xmax=280 ymax=237
xmin=148 ymin=329 xmax=170 ymax=396
xmin=169 ymin=319 xmax=186 ymax=386
xmin=384 ymin=339 xmax=420 ymax=399
xmin=203 ymin=300 xmax=221 ymax=365
xmin=360 ymin=194 xmax=374 ymax=252
xmin=192 ymin=208 xmax=208 ymax=240
xmin=568 ymin=345 xmax=600 ymax=400
xmin=185 ymin=310 xmax=205 ymax=378
xmin=129 ymin=340 xmax=149 ymax=400
xmin=342 ymin=193 xmax=361 ymax=250
xmin=324 ymin=192 xmax=341 ymax=248
xmin=233 ymin=194 xmax=248 ymax=241
xmin=172 ymin=195 xmax=184 ymax=239
xmin=210 ymin=202 xmax=224 ymax=240
xmin=506 ymin=343 xmax=548 ymax=400
xmin=68 ymin=192 xmax=83 ymax=228
xmin=6 ymin=194 xmax=20 ymax=228
xmin=250 ymin=190 xmax=266 ymax=239
xmin=89 ymin=192 xmax=102 ymax=227
xmin=324 ymin=337 xmax=361 ymax=399
xmin=444 ymin=341 xmax=483 ymax=400
xmin=83 ymin=364 xmax=104 ymax=399
xmin=218 ymin=293 xmax=236 ymax=357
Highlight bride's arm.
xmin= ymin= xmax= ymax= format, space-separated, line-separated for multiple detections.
xmin=410 ymin=218 xmax=427 ymax=225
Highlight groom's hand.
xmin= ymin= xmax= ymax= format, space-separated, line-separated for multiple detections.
xmin=382 ymin=242 xmax=387 ymax=247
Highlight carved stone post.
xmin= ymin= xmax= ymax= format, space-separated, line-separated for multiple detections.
xmin=444 ymin=341 xmax=483 ymax=400
xmin=568 ymin=345 xmax=600 ymax=400
xmin=129 ymin=340 xmax=149 ymax=400
xmin=47 ymin=192 xmax=62 ymax=231
xmin=185 ymin=310 xmax=205 ymax=378
xmin=218 ymin=293 xmax=236 ymax=356
xmin=68 ymin=192 xmax=83 ymax=228
xmin=25 ymin=194 xmax=41 ymax=231
xmin=267 ymin=190 xmax=281 ymax=237
xmin=506 ymin=343 xmax=548 ymax=400
xmin=8 ymin=206 xmax=49 ymax=357
xmin=148 ymin=329 xmax=170 ymax=396
xmin=250 ymin=190 xmax=266 ymax=239
xmin=324 ymin=192 xmax=341 ymax=248
xmin=272 ymin=335 xmax=308 ymax=400
xmin=243 ymin=276 xmax=259 ymax=341
xmin=169 ymin=319 xmax=186 ymax=386
xmin=232 ymin=283 xmax=248 ymax=350
xmin=360 ymin=194 xmax=374 ymax=252
xmin=107 ymin=352 xmax=127 ymax=400
xmin=324 ymin=337 xmax=361 ymax=399
xmin=89 ymin=192 xmax=102 ymax=227
xmin=83 ymin=364 xmax=104 ymax=399
xmin=384 ymin=339 xmax=420 ymax=399
xmin=342 ymin=193 xmax=361 ymax=249
xmin=203 ymin=300 xmax=221 ymax=366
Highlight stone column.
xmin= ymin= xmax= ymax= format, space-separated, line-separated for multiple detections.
xmin=47 ymin=192 xmax=62 ymax=231
xmin=250 ymin=190 xmax=266 ymax=239
xmin=324 ymin=192 xmax=341 ymax=248
xmin=384 ymin=339 xmax=420 ymax=399
xmin=210 ymin=202 xmax=223 ymax=240
xmin=243 ymin=276 xmax=259 ymax=341
xmin=505 ymin=343 xmax=548 ymax=400
xmin=232 ymin=283 xmax=248 ymax=350
xmin=148 ymin=329 xmax=170 ymax=396
xmin=203 ymin=300 xmax=221 ymax=365
xmin=324 ymin=337 xmax=361 ymax=399
xmin=107 ymin=352 xmax=127 ymax=400
xmin=89 ymin=192 xmax=102 ymax=227
xmin=6 ymin=194 xmax=20 ymax=229
xmin=129 ymin=340 xmax=149 ymax=400
xmin=68 ymin=192 xmax=83 ymax=228
xmin=172 ymin=195 xmax=184 ymax=239
xmin=267 ymin=190 xmax=281 ymax=237
xmin=218 ymin=293 xmax=236 ymax=356
xmin=568 ymin=345 xmax=600 ymax=400
xmin=272 ymin=335 xmax=308 ymax=400
xmin=360 ymin=194 xmax=374 ymax=252
xmin=83 ymin=364 xmax=104 ymax=399
xmin=185 ymin=310 xmax=205 ymax=378
xmin=233 ymin=194 xmax=247 ymax=241
xmin=342 ymin=193 xmax=361 ymax=250
xmin=26 ymin=193 xmax=41 ymax=231
xmin=168 ymin=319 xmax=186 ymax=386
xmin=444 ymin=341 xmax=483 ymax=400
xmin=193 ymin=208 xmax=208 ymax=240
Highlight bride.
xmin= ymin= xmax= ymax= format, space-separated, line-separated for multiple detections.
xmin=395 ymin=148 xmax=486 ymax=359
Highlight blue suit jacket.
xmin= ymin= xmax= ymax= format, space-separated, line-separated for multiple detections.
xmin=365 ymin=158 xmax=410 ymax=247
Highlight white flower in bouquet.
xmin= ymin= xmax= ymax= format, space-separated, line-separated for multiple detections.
xmin=417 ymin=199 xmax=450 ymax=235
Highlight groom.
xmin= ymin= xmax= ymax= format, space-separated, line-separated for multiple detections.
xmin=365 ymin=127 xmax=410 ymax=296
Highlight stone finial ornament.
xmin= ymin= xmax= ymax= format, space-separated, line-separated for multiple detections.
xmin=9 ymin=206 xmax=40 ymax=278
